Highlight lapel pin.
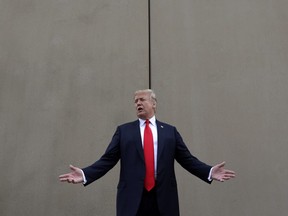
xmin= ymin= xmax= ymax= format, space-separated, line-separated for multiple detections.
xmin=161 ymin=125 xmax=164 ymax=128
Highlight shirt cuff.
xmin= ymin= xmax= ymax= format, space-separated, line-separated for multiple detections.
xmin=208 ymin=167 xmax=213 ymax=181
xmin=80 ymin=169 xmax=87 ymax=184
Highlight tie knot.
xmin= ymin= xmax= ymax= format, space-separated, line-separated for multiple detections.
xmin=145 ymin=119 xmax=150 ymax=125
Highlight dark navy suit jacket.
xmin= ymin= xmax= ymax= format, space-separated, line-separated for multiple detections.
xmin=82 ymin=120 xmax=212 ymax=216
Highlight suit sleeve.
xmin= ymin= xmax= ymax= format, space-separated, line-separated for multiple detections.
xmin=174 ymin=128 xmax=212 ymax=184
xmin=82 ymin=127 xmax=121 ymax=186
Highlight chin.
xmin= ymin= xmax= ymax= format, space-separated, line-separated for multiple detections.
xmin=137 ymin=114 xmax=145 ymax=119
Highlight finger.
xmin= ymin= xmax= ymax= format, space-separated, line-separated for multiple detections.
xmin=222 ymin=173 xmax=236 ymax=180
xmin=218 ymin=176 xmax=231 ymax=182
xmin=227 ymin=173 xmax=236 ymax=178
xmin=59 ymin=177 xmax=69 ymax=182
xmin=59 ymin=174 xmax=70 ymax=179
xmin=222 ymin=176 xmax=233 ymax=180
xmin=215 ymin=177 xmax=224 ymax=182
xmin=223 ymin=169 xmax=235 ymax=174
xmin=224 ymin=170 xmax=236 ymax=176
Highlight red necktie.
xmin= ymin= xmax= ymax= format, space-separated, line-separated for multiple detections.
xmin=144 ymin=119 xmax=155 ymax=191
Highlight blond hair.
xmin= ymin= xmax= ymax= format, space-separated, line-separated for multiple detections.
xmin=134 ymin=89 xmax=157 ymax=102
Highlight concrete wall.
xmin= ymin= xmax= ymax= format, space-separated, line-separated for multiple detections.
xmin=0 ymin=1 xmax=148 ymax=215
xmin=151 ymin=1 xmax=288 ymax=215
xmin=1 ymin=0 xmax=287 ymax=215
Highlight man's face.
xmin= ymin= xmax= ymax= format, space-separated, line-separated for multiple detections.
xmin=134 ymin=92 xmax=156 ymax=120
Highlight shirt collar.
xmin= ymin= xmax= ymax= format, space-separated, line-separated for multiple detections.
xmin=139 ymin=116 xmax=156 ymax=127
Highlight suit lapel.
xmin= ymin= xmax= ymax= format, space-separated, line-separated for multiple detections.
xmin=132 ymin=120 xmax=144 ymax=161
xmin=156 ymin=120 xmax=165 ymax=162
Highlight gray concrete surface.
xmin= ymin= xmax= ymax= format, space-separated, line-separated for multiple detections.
xmin=1 ymin=0 xmax=287 ymax=215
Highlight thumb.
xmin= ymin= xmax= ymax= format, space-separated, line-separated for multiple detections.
xmin=217 ymin=161 xmax=226 ymax=168
xmin=69 ymin=164 xmax=77 ymax=171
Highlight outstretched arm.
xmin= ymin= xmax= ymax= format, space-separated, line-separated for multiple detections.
xmin=59 ymin=165 xmax=84 ymax=184
xmin=211 ymin=161 xmax=236 ymax=182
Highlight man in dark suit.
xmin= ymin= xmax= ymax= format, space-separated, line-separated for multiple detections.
xmin=59 ymin=89 xmax=235 ymax=216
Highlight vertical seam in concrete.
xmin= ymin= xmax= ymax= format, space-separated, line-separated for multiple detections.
xmin=148 ymin=0 xmax=152 ymax=89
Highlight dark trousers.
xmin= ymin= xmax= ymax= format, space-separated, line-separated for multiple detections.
xmin=136 ymin=188 xmax=160 ymax=216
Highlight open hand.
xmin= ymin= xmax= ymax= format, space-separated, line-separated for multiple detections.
xmin=59 ymin=165 xmax=84 ymax=184
xmin=211 ymin=162 xmax=236 ymax=182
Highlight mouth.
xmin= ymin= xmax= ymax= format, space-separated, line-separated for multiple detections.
xmin=137 ymin=107 xmax=144 ymax=112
